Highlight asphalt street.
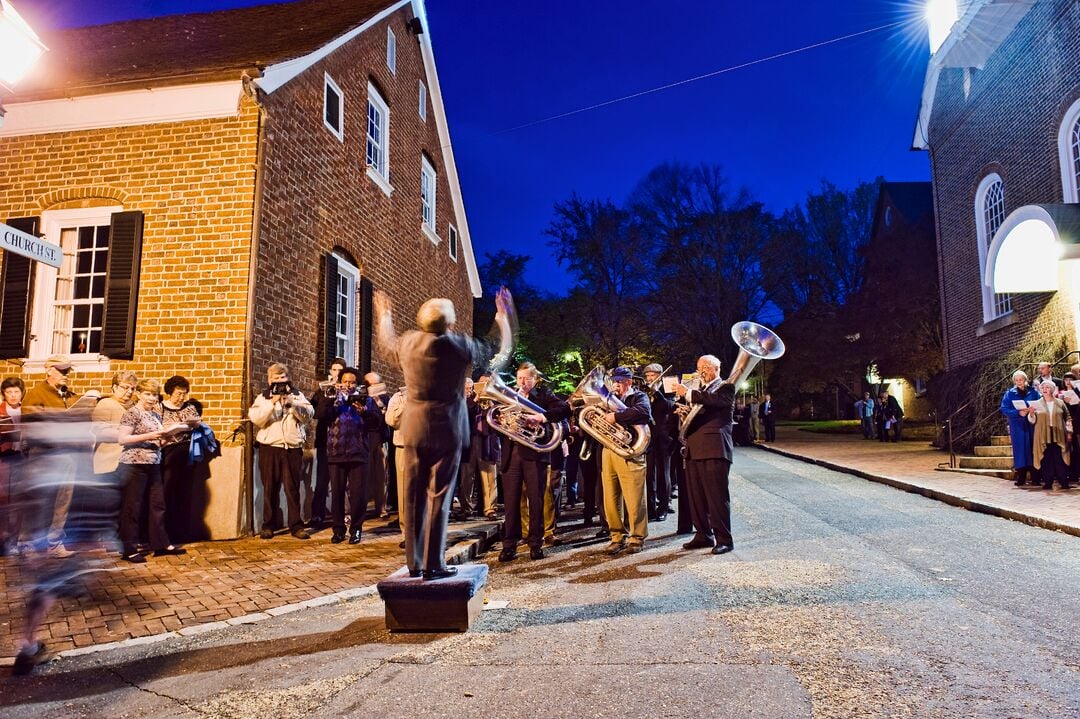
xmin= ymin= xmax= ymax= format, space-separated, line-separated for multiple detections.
xmin=3 ymin=448 xmax=1079 ymax=718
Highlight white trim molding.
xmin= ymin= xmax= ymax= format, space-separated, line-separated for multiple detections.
xmin=1058 ymin=96 xmax=1080 ymax=204
xmin=0 ymin=80 xmax=245 ymax=137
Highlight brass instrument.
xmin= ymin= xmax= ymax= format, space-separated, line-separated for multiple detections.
xmin=678 ymin=321 xmax=786 ymax=443
xmin=644 ymin=364 xmax=674 ymax=393
xmin=569 ymin=366 xmax=651 ymax=459
xmin=475 ymin=373 xmax=564 ymax=453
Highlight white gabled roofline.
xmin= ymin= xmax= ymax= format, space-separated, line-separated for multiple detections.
xmin=254 ymin=0 xmax=411 ymax=95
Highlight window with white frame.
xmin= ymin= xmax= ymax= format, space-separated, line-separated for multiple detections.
xmin=975 ymin=173 xmax=1011 ymax=321
xmin=421 ymin=155 xmax=437 ymax=238
xmin=31 ymin=206 xmax=121 ymax=360
xmin=333 ymin=253 xmax=361 ymax=365
xmin=386 ymin=26 xmax=397 ymax=75
xmin=418 ymin=80 xmax=427 ymax=121
xmin=323 ymin=73 xmax=344 ymax=141
xmin=366 ymin=82 xmax=391 ymax=190
xmin=1058 ymin=97 xmax=1080 ymax=203
xmin=448 ymin=223 xmax=458 ymax=261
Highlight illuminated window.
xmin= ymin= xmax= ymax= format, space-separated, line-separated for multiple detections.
xmin=975 ymin=173 xmax=1011 ymax=321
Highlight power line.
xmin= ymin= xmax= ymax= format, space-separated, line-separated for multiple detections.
xmin=494 ymin=19 xmax=910 ymax=135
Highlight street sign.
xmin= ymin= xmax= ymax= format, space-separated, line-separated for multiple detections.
xmin=0 ymin=221 xmax=61 ymax=268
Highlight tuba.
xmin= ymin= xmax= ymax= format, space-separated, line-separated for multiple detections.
xmin=678 ymin=321 xmax=786 ymax=443
xmin=475 ymin=373 xmax=564 ymax=453
xmin=570 ymin=366 xmax=651 ymax=459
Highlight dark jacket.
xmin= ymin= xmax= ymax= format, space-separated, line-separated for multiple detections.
xmin=684 ymin=382 xmax=736 ymax=462
xmin=614 ymin=388 xmax=652 ymax=427
xmin=317 ymin=393 xmax=376 ymax=464
xmin=499 ymin=384 xmax=571 ymax=468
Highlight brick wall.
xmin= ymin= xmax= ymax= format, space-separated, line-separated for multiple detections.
xmin=928 ymin=0 xmax=1080 ymax=371
xmin=0 ymin=98 xmax=260 ymax=432
xmin=252 ymin=5 xmax=475 ymax=394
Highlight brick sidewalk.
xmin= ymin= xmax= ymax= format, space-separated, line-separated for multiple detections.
xmin=0 ymin=517 xmax=495 ymax=660
xmin=757 ymin=425 xmax=1080 ymax=536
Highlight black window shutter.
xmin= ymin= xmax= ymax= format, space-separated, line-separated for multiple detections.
xmin=0 ymin=216 xmax=40 ymax=358
xmin=323 ymin=253 xmax=340 ymax=374
xmin=100 ymin=211 xmax=144 ymax=359
xmin=359 ymin=276 xmax=373 ymax=374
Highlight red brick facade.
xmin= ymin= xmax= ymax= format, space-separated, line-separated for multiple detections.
xmin=926 ymin=0 xmax=1080 ymax=371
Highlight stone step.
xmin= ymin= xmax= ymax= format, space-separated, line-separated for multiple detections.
xmin=958 ymin=455 xmax=1014 ymax=470
xmin=990 ymin=435 xmax=1011 ymax=446
xmin=935 ymin=466 xmax=1014 ymax=480
xmin=974 ymin=445 xmax=1012 ymax=457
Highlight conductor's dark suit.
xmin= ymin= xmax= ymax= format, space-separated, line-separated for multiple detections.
xmin=683 ymin=379 xmax=737 ymax=548
xmin=396 ymin=329 xmax=490 ymax=575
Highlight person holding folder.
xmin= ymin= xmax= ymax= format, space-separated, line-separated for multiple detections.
xmin=1000 ymin=370 xmax=1039 ymax=487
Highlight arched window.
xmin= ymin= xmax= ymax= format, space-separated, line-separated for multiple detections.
xmin=975 ymin=173 xmax=1011 ymax=322
xmin=1058 ymin=97 xmax=1080 ymax=203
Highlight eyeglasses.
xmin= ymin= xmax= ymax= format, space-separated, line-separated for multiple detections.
xmin=116 ymin=384 xmax=135 ymax=392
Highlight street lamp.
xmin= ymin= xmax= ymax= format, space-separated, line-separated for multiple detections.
xmin=0 ymin=0 xmax=46 ymax=117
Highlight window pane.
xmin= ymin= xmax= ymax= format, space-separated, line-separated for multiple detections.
xmin=96 ymin=226 xmax=110 ymax=247
xmin=78 ymin=226 xmax=95 ymax=250
xmin=74 ymin=276 xmax=91 ymax=298
xmin=73 ymin=304 xmax=90 ymax=327
xmin=91 ymin=304 xmax=103 ymax=326
xmin=91 ymin=276 xmax=105 ymax=298
xmin=325 ymin=86 xmax=340 ymax=130
xmin=77 ymin=251 xmax=93 ymax=274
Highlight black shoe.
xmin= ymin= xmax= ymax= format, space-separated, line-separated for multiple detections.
xmin=331 ymin=531 xmax=345 ymax=544
xmin=1014 ymin=480 xmax=1026 ymax=487
xmin=711 ymin=544 xmax=734 ymax=555
xmin=498 ymin=548 xmax=517 ymax=562
xmin=259 ymin=528 xmax=274 ymax=539
xmin=121 ymin=552 xmax=147 ymax=563
xmin=655 ymin=513 xmax=668 ymax=522
xmin=349 ymin=528 xmax=362 ymax=544
xmin=422 ymin=567 xmax=458 ymax=581
xmin=292 ymin=529 xmax=311 ymax=540
xmin=682 ymin=538 xmax=714 ymax=550
xmin=1044 ymin=483 xmax=1054 ymax=490
xmin=594 ymin=528 xmax=609 ymax=539
xmin=398 ymin=540 xmax=406 ymax=549
xmin=408 ymin=568 xmax=422 ymax=578
xmin=12 ymin=641 xmax=47 ymax=676
xmin=663 ymin=505 xmax=675 ymax=514
xmin=529 ymin=547 xmax=544 ymax=560
xmin=153 ymin=546 xmax=187 ymax=557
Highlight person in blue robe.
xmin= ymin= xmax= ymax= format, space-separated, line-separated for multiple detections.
xmin=1000 ymin=370 xmax=1039 ymax=486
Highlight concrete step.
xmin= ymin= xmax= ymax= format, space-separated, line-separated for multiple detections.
xmin=974 ymin=445 xmax=1012 ymax=457
xmin=990 ymin=435 xmax=1011 ymax=446
xmin=935 ymin=466 xmax=1014 ymax=480
xmin=958 ymin=455 xmax=1014 ymax=470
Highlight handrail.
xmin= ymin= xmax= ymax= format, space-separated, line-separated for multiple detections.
xmin=940 ymin=350 xmax=1080 ymax=468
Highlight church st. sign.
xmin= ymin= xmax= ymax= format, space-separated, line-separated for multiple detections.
xmin=0 ymin=221 xmax=61 ymax=268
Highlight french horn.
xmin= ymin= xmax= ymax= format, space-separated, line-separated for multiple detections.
xmin=475 ymin=373 xmax=564 ymax=453
xmin=570 ymin=366 xmax=651 ymax=459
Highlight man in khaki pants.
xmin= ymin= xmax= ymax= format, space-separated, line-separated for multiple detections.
xmin=599 ymin=367 xmax=653 ymax=555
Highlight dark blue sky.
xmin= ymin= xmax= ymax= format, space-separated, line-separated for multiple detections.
xmin=16 ymin=0 xmax=933 ymax=292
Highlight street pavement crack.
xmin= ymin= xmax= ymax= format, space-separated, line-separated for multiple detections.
xmin=106 ymin=665 xmax=211 ymax=717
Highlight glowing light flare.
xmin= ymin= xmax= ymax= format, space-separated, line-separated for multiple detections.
xmin=0 ymin=0 xmax=46 ymax=89
xmin=991 ymin=219 xmax=1060 ymax=293
xmin=925 ymin=0 xmax=958 ymax=54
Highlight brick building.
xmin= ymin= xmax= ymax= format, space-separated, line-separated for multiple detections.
xmin=0 ymin=0 xmax=481 ymax=538
xmin=915 ymin=0 xmax=1080 ymax=374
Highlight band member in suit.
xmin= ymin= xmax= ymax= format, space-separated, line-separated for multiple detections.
xmin=374 ymin=288 xmax=513 ymax=580
xmin=674 ymin=355 xmax=736 ymax=555
xmin=642 ymin=363 xmax=674 ymax=522
xmin=497 ymin=362 xmax=571 ymax=562
xmin=600 ymin=367 xmax=653 ymax=555
xmin=759 ymin=393 xmax=777 ymax=442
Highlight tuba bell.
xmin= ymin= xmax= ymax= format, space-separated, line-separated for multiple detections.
xmin=475 ymin=373 xmax=564 ymax=453
xmin=570 ymin=366 xmax=651 ymax=459
xmin=678 ymin=321 xmax=786 ymax=443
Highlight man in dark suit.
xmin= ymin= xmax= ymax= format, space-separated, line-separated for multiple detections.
xmin=759 ymin=393 xmax=777 ymax=442
xmin=497 ymin=362 xmax=570 ymax=562
xmin=878 ymin=391 xmax=904 ymax=443
xmin=374 ymin=288 xmax=513 ymax=580
xmin=674 ymin=354 xmax=736 ymax=555
xmin=642 ymin=363 xmax=674 ymax=522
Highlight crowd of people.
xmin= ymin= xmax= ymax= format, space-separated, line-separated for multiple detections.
xmin=1001 ymin=361 xmax=1080 ymax=491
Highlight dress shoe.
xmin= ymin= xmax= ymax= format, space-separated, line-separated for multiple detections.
xmin=498 ymin=548 xmax=517 ymax=562
xmin=543 ymin=536 xmax=562 ymax=547
xmin=349 ymin=528 xmax=362 ymax=544
xmin=259 ymin=528 xmax=274 ymax=540
xmin=154 ymin=546 xmax=187 ymax=557
xmin=408 ymin=569 xmax=422 ymax=578
xmin=624 ymin=543 xmax=643 ymax=555
xmin=11 ymin=641 xmax=47 ymax=676
xmin=291 ymin=528 xmax=311 ymax=540
xmin=398 ymin=540 xmax=406 ymax=549
xmin=121 ymin=552 xmax=147 ymax=564
xmin=682 ymin=538 xmax=715 ymax=550
xmin=663 ymin=505 xmax=675 ymax=514
xmin=605 ymin=542 xmax=625 ymax=555
xmin=1014 ymin=479 xmax=1026 ymax=487
xmin=331 ymin=531 xmax=345 ymax=544
xmin=711 ymin=544 xmax=734 ymax=555
xmin=1043 ymin=483 xmax=1054 ymax=490
xmin=529 ymin=547 xmax=545 ymax=560
xmin=422 ymin=567 xmax=458 ymax=581
xmin=655 ymin=513 xmax=668 ymax=522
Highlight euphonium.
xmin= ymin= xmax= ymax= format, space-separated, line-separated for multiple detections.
xmin=475 ymin=373 xmax=564 ymax=453
xmin=569 ymin=366 xmax=651 ymax=459
xmin=678 ymin=321 xmax=786 ymax=443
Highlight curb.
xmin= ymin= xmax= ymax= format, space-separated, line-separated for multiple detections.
xmin=2 ymin=523 xmax=501 ymax=667
xmin=757 ymin=444 xmax=1080 ymax=539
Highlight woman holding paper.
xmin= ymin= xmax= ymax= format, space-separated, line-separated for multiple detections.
xmin=1000 ymin=371 xmax=1039 ymax=487
xmin=1062 ymin=373 xmax=1080 ymax=486
xmin=1027 ymin=380 xmax=1072 ymax=490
